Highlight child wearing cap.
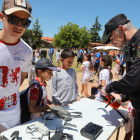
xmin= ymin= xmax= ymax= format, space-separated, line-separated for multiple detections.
xmin=27 ymin=58 xmax=60 ymax=120
xmin=49 ymin=49 xmax=79 ymax=105
xmin=0 ymin=0 xmax=33 ymax=132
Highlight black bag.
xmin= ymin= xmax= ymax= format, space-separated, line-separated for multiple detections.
xmin=20 ymin=80 xmax=43 ymax=124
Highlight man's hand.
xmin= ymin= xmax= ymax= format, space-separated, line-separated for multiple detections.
xmin=111 ymin=93 xmax=122 ymax=102
xmin=100 ymin=86 xmax=107 ymax=96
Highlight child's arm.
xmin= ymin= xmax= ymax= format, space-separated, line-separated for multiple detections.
xmin=79 ymin=62 xmax=85 ymax=71
xmin=74 ymin=71 xmax=79 ymax=100
xmin=29 ymin=100 xmax=52 ymax=113
xmin=92 ymin=82 xmax=99 ymax=88
xmin=79 ymin=67 xmax=83 ymax=71
xmin=100 ymin=80 xmax=106 ymax=87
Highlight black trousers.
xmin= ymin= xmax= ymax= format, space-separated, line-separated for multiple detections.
xmin=133 ymin=110 xmax=140 ymax=140
xmin=120 ymin=64 xmax=124 ymax=75
xmin=94 ymin=62 xmax=99 ymax=73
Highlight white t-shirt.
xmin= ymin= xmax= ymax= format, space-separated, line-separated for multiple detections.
xmin=0 ymin=38 xmax=33 ymax=129
xmin=95 ymin=69 xmax=113 ymax=101
xmin=82 ymin=61 xmax=92 ymax=79
xmin=27 ymin=77 xmax=48 ymax=120
xmin=56 ymin=52 xmax=61 ymax=60
xmin=115 ymin=63 xmax=119 ymax=74
xmin=91 ymin=57 xmax=95 ymax=66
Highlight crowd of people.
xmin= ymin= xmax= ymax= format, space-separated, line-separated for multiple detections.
xmin=0 ymin=0 xmax=139 ymax=139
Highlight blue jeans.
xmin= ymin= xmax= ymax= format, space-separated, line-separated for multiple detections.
xmin=49 ymin=55 xmax=53 ymax=61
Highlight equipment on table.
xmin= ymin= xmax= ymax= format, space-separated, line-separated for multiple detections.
xmin=10 ymin=131 xmax=19 ymax=140
xmin=42 ymin=103 xmax=82 ymax=121
xmin=26 ymin=122 xmax=55 ymax=140
xmin=80 ymin=122 xmax=103 ymax=139
xmin=0 ymin=135 xmax=8 ymax=140
xmin=93 ymin=78 xmax=130 ymax=123
xmin=48 ymin=125 xmax=73 ymax=140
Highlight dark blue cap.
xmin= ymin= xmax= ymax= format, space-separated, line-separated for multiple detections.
xmin=35 ymin=58 xmax=60 ymax=72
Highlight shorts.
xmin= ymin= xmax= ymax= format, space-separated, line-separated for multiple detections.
xmin=82 ymin=77 xmax=90 ymax=84
xmin=125 ymin=114 xmax=134 ymax=133
xmin=56 ymin=59 xmax=60 ymax=63
xmin=115 ymin=67 xmax=119 ymax=74
xmin=77 ymin=58 xmax=82 ymax=63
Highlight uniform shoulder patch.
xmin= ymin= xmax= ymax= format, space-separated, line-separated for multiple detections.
xmin=137 ymin=46 xmax=140 ymax=58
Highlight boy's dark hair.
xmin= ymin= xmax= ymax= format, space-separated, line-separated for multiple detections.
xmin=35 ymin=68 xmax=49 ymax=76
xmin=101 ymin=55 xmax=113 ymax=80
xmin=58 ymin=49 xmax=60 ymax=52
xmin=61 ymin=49 xmax=75 ymax=59
xmin=84 ymin=53 xmax=94 ymax=71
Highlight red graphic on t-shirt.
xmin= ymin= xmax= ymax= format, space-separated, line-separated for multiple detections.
xmin=128 ymin=107 xmax=136 ymax=117
xmin=30 ymin=84 xmax=39 ymax=101
xmin=0 ymin=66 xmax=9 ymax=87
xmin=29 ymin=84 xmax=47 ymax=106
xmin=0 ymin=93 xmax=17 ymax=110
xmin=9 ymin=67 xmax=20 ymax=86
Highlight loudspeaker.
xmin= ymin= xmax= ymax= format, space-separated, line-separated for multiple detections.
xmin=41 ymin=50 xmax=47 ymax=58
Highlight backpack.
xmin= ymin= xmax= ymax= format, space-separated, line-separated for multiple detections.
xmin=20 ymin=80 xmax=43 ymax=124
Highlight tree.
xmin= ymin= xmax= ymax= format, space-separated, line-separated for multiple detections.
xmin=21 ymin=18 xmax=43 ymax=50
xmin=54 ymin=22 xmax=91 ymax=48
xmin=102 ymin=30 xmax=106 ymax=41
xmin=90 ymin=16 xmax=102 ymax=43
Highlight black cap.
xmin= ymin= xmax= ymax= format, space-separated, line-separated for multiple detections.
xmin=103 ymin=14 xmax=128 ymax=44
xmin=35 ymin=58 xmax=61 ymax=72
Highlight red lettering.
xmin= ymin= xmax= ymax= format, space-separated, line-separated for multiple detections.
xmin=9 ymin=67 xmax=20 ymax=86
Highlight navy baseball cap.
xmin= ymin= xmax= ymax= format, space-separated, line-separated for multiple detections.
xmin=35 ymin=58 xmax=61 ymax=72
xmin=103 ymin=14 xmax=129 ymax=44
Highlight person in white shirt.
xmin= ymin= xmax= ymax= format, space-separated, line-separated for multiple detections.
xmin=79 ymin=53 xmax=94 ymax=98
xmin=56 ymin=49 xmax=61 ymax=67
xmin=35 ymin=48 xmax=40 ymax=63
xmin=92 ymin=55 xmax=113 ymax=101
xmin=0 ymin=0 xmax=33 ymax=132
xmin=28 ymin=51 xmax=36 ymax=85
xmin=114 ymin=59 xmax=120 ymax=79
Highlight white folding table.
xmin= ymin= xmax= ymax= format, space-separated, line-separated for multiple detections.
xmin=1 ymin=98 xmax=128 ymax=140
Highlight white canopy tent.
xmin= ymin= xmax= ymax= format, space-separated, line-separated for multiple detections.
xmin=93 ymin=46 xmax=120 ymax=50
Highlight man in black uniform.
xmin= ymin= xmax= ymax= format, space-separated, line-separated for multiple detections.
xmin=100 ymin=14 xmax=140 ymax=140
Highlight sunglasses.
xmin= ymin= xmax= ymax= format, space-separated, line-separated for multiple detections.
xmin=3 ymin=12 xmax=31 ymax=28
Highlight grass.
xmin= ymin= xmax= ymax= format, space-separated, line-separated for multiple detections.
xmin=46 ymin=54 xmax=115 ymax=73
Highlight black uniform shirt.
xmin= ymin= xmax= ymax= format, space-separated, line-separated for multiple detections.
xmin=105 ymin=29 xmax=140 ymax=109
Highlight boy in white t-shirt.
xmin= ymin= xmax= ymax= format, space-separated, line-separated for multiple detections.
xmin=0 ymin=0 xmax=33 ymax=132
xmin=28 ymin=51 xmax=36 ymax=85
xmin=92 ymin=55 xmax=113 ymax=101
xmin=56 ymin=49 xmax=61 ymax=67
xmin=27 ymin=58 xmax=60 ymax=120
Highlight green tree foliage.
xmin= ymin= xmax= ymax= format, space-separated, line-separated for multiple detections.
xmin=54 ymin=22 xmax=91 ymax=48
xmin=102 ymin=30 xmax=106 ymax=41
xmin=21 ymin=18 xmax=43 ymax=50
xmin=90 ymin=16 xmax=102 ymax=43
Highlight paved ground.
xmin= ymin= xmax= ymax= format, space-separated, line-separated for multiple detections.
xmin=19 ymin=68 xmax=133 ymax=140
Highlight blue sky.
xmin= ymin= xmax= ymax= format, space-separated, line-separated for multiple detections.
xmin=0 ymin=0 xmax=139 ymax=38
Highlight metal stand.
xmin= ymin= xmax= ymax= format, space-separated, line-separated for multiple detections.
xmin=116 ymin=126 xmax=120 ymax=140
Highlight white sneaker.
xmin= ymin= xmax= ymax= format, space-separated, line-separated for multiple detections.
xmin=78 ymin=92 xmax=82 ymax=97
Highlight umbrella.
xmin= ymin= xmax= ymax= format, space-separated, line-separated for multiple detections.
xmin=105 ymin=46 xmax=120 ymax=50
xmin=93 ymin=46 xmax=106 ymax=50
xmin=93 ymin=46 xmax=120 ymax=50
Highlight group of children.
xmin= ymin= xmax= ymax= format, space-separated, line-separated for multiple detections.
xmin=0 ymin=1 xmax=133 ymax=139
